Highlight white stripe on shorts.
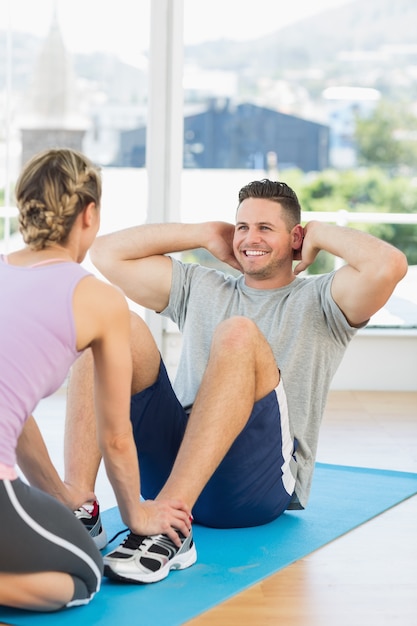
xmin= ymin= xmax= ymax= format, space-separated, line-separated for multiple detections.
xmin=275 ymin=379 xmax=296 ymax=496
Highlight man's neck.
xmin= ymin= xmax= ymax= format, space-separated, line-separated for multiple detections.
xmin=243 ymin=270 xmax=297 ymax=290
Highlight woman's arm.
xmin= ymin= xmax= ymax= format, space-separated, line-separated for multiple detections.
xmin=16 ymin=415 xmax=93 ymax=508
xmin=75 ymin=277 xmax=191 ymax=544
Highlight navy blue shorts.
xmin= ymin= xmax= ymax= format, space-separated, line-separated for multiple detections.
xmin=130 ymin=360 xmax=297 ymax=528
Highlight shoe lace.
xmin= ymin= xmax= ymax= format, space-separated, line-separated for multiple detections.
xmin=107 ymin=527 xmax=129 ymax=544
xmin=107 ymin=529 xmax=157 ymax=547
xmin=120 ymin=531 xmax=148 ymax=550
xmin=107 ymin=529 xmax=187 ymax=548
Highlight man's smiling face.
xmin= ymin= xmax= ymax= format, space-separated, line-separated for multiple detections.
xmin=233 ymin=197 xmax=300 ymax=288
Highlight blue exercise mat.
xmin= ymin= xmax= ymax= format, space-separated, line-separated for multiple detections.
xmin=1 ymin=463 xmax=417 ymax=626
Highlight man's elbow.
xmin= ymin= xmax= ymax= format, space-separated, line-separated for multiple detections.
xmin=387 ymin=247 xmax=408 ymax=285
xmin=374 ymin=247 xmax=408 ymax=295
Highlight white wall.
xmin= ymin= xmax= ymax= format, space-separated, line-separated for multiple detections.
xmin=331 ymin=329 xmax=417 ymax=391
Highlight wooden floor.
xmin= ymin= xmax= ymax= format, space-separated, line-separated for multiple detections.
xmin=186 ymin=390 xmax=417 ymax=626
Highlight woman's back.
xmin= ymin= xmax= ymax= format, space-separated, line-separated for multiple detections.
xmin=0 ymin=258 xmax=90 ymax=468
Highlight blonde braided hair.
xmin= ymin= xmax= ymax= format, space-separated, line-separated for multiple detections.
xmin=15 ymin=148 xmax=102 ymax=250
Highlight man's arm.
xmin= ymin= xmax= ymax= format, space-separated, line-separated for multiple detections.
xmin=90 ymin=221 xmax=239 ymax=311
xmin=294 ymin=221 xmax=408 ymax=327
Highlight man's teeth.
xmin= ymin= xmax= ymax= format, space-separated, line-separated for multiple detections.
xmin=245 ymin=250 xmax=266 ymax=256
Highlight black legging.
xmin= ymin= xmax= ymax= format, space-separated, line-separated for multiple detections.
xmin=0 ymin=478 xmax=103 ymax=608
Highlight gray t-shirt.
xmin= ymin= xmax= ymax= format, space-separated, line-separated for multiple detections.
xmin=161 ymin=258 xmax=358 ymax=508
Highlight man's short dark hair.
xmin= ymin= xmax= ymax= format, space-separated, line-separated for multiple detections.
xmin=238 ymin=179 xmax=301 ymax=228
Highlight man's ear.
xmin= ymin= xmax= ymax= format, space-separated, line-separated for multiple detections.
xmin=292 ymin=224 xmax=304 ymax=250
xmin=292 ymin=224 xmax=304 ymax=260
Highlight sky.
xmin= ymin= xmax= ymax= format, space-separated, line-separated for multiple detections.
xmin=5 ymin=0 xmax=354 ymax=67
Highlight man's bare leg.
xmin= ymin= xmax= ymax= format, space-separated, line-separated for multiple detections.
xmin=64 ymin=348 xmax=100 ymax=506
xmin=64 ymin=312 xmax=161 ymax=507
xmin=157 ymin=316 xmax=279 ymax=510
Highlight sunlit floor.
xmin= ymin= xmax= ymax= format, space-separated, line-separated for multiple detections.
xmin=32 ymin=389 xmax=417 ymax=625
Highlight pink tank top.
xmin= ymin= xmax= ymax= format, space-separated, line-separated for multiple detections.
xmin=0 ymin=256 xmax=91 ymax=469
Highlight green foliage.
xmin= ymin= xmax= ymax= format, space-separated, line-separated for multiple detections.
xmin=355 ymin=101 xmax=417 ymax=172
xmin=296 ymin=167 xmax=417 ymax=270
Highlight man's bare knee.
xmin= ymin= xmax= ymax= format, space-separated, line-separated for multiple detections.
xmin=211 ymin=317 xmax=279 ymax=396
xmin=212 ymin=316 xmax=258 ymax=348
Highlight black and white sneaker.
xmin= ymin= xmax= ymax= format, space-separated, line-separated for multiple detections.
xmin=75 ymin=500 xmax=108 ymax=550
xmin=103 ymin=529 xmax=197 ymax=583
